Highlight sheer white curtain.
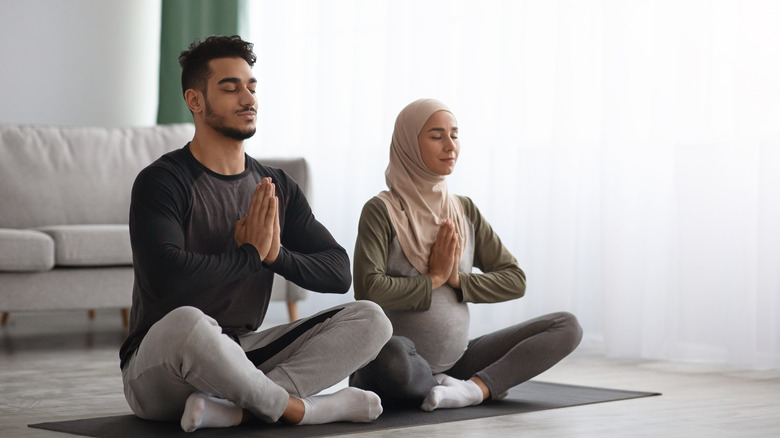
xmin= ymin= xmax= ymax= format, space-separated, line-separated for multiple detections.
xmin=245 ymin=0 xmax=780 ymax=369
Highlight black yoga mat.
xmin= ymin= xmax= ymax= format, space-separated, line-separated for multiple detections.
xmin=29 ymin=381 xmax=660 ymax=438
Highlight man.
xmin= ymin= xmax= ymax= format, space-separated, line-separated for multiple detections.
xmin=119 ymin=35 xmax=391 ymax=432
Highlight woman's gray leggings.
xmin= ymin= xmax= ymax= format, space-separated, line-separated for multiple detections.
xmin=349 ymin=311 xmax=583 ymax=406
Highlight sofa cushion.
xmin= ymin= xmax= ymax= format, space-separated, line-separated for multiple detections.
xmin=0 ymin=123 xmax=195 ymax=228
xmin=36 ymin=224 xmax=132 ymax=267
xmin=0 ymin=228 xmax=55 ymax=271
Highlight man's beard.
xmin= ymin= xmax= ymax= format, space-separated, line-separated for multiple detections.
xmin=204 ymin=101 xmax=256 ymax=141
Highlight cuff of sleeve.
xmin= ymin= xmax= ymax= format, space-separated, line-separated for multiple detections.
xmin=421 ymin=275 xmax=435 ymax=309
xmin=455 ymin=272 xmax=469 ymax=302
xmin=240 ymin=243 xmax=263 ymax=271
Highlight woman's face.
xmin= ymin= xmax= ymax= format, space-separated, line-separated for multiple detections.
xmin=417 ymin=110 xmax=459 ymax=176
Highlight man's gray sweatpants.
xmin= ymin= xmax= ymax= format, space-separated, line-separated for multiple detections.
xmin=121 ymin=301 xmax=392 ymax=423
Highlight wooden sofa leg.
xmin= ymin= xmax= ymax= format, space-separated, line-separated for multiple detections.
xmin=121 ymin=308 xmax=130 ymax=327
xmin=87 ymin=309 xmax=96 ymax=320
xmin=286 ymin=301 xmax=299 ymax=322
xmin=1 ymin=312 xmax=8 ymax=326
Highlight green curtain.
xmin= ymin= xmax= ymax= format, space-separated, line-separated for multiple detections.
xmin=157 ymin=0 xmax=246 ymax=124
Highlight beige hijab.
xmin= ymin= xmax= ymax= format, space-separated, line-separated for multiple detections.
xmin=377 ymin=98 xmax=466 ymax=274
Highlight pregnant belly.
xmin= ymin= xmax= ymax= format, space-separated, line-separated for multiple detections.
xmin=385 ymin=286 xmax=470 ymax=373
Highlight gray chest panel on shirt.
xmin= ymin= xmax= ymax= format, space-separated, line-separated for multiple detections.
xmin=184 ymin=172 xmax=262 ymax=255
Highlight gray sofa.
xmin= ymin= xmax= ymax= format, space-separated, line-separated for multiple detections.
xmin=0 ymin=123 xmax=308 ymax=325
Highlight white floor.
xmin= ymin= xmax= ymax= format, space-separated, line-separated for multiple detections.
xmin=1 ymin=308 xmax=778 ymax=437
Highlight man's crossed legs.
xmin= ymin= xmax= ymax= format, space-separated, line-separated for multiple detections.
xmin=122 ymin=301 xmax=392 ymax=432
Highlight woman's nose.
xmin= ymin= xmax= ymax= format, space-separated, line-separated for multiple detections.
xmin=443 ymin=137 xmax=455 ymax=151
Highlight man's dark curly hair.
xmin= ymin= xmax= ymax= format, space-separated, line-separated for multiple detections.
xmin=178 ymin=35 xmax=256 ymax=96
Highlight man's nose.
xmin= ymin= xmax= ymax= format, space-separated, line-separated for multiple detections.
xmin=239 ymin=87 xmax=256 ymax=106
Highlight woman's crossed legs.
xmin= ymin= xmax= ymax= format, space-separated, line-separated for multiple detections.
xmin=350 ymin=311 xmax=583 ymax=410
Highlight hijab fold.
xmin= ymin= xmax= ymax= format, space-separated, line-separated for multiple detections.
xmin=377 ymin=99 xmax=466 ymax=274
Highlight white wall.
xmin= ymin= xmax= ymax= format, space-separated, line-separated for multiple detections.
xmin=0 ymin=0 xmax=161 ymax=127
xmin=246 ymin=0 xmax=780 ymax=369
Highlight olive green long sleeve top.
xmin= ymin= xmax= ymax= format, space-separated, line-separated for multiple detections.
xmin=353 ymin=195 xmax=526 ymax=311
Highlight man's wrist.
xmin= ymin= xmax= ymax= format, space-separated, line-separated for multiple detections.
xmin=264 ymin=247 xmax=279 ymax=265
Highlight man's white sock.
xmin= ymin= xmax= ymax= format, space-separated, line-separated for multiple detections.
xmin=421 ymin=375 xmax=484 ymax=411
xmin=180 ymin=393 xmax=244 ymax=432
xmin=298 ymin=387 xmax=382 ymax=425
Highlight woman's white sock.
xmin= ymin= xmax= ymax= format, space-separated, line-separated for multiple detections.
xmin=421 ymin=375 xmax=484 ymax=411
xmin=180 ymin=393 xmax=243 ymax=432
xmin=298 ymin=387 xmax=383 ymax=425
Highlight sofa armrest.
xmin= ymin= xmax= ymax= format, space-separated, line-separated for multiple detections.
xmin=0 ymin=228 xmax=54 ymax=272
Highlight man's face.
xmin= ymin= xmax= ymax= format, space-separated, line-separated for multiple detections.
xmin=202 ymin=57 xmax=258 ymax=141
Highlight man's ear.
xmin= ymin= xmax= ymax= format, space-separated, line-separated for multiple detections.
xmin=184 ymin=89 xmax=203 ymax=114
